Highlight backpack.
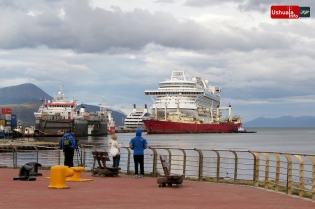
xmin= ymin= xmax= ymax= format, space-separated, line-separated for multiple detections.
xmin=63 ymin=136 xmax=72 ymax=147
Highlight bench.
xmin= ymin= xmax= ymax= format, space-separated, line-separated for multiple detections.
xmin=157 ymin=155 xmax=184 ymax=188
xmin=91 ymin=151 xmax=120 ymax=177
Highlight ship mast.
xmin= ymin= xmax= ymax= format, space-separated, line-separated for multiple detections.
xmin=99 ymin=96 xmax=106 ymax=113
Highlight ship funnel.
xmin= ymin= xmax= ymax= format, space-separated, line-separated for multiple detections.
xmin=144 ymin=104 xmax=148 ymax=113
xmin=133 ymin=104 xmax=136 ymax=108
xmin=80 ymin=104 xmax=86 ymax=114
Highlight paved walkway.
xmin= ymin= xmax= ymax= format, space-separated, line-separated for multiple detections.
xmin=1 ymin=168 xmax=315 ymax=209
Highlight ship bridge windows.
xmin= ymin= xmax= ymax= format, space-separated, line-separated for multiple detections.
xmin=160 ymin=85 xmax=195 ymax=88
xmin=145 ymin=91 xmax=203 ymax=96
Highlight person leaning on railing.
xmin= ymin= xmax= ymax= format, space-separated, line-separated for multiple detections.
xmin=129 ymin=127 xmax=148 ymax=178
xmin=60 ymin=130 xmax=76 ymax=167
xmin=111 ymin=134 xmax=122 ymax=168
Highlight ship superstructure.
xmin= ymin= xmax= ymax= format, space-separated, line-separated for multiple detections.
xmin=34 ymin=84 xmax=108 ymax=137
xmin=145 ymin=70 xmax=221 ymax=120
xmin=99 ymin=99 xmax=116 ymax=135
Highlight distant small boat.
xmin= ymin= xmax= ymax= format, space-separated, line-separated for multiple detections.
xmin=233 ymin=127 xmax=257 ymax=133
xmin=13 ymin=126 xmax=35 ymax=137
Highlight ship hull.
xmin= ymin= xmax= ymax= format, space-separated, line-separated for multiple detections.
xmin=143 ymin=120 xmax=242 ymax=134
xmin=34 ymin=119 xmax=107 ymax=137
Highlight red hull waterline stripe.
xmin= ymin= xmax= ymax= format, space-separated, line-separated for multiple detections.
xmin=143 ymin=120 xmax=242 ymax=134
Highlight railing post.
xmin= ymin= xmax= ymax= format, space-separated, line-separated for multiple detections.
xmin=92 ymin=147 xmax=96 ymax=169
xmin=78 ymin=146 xmax=85 ymax=167
xmin=150 ymin=148 xmax=158 ymax=177
xmin=34 ymin=146 xmax=38 ymax=163
xmin=179 ymin=149 xmax=187 ymax=176
xmin=306 ymin=156 xmax=315 ymax=201
xmin=249 ymin=151 xmax=259 ymax=187
xmin=125 ymin=147 xmax=131 ymax=174
xmin=213 ymin=150 xmax=220 ymax=182
xmin=12 ymin=146 xmax=17 ymax=168
xmin=82 ymin=147 xmax=86 ymax=167
xmin=283 ymin=154 xmax=292 ymax=195
xmin=194 ymin=149 xmax=203 ymax=182
xmin=261 ymin=153 xmax=270 ymax=189
xmin=231 ymin=151 xmax=238 ymax=184
xmin=294 ymin=155 xmax=304 ymax=198
xmin=272 ymin=153 xmax=280 ymax=191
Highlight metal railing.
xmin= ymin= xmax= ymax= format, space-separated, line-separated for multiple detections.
xmin=0 ymin=145 xmax=314 ymax=201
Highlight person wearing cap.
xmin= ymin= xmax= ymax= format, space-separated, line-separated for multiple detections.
xmin=111 ymin=134 xmax=122 ymax=167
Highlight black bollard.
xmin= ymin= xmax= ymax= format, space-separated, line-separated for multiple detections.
xmin=26 ymin=162 xmax=42 ymax=176
xmin=13 ymin=164 xmax=36 ymax=181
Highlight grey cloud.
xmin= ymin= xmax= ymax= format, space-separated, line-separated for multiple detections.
xmin=154 ymin=0 xmax=175 ymax=3
xmin=0 ymin=0 xmax=294 ymax=54
xmin=184 ymin=0 xmax=243 ymax=7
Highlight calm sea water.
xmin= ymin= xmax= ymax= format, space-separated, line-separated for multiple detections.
xmin=35 ymin=127 xmax=315 ymax=154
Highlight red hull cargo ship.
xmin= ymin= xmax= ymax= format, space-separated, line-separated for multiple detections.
xmin=143 ymin=70 xmax=243 ymax=134
xmin=143 ymin=119 xmax=241 ymax=134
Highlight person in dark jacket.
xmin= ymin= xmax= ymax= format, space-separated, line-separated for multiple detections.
xmin=129 ymin=128 xmax=148 ymax=178
xmin=61 ymin=130 xmax=76 ymax=167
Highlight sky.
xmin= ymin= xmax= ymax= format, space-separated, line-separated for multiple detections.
xmin=0 ymin=0 xmax=314 ymax=122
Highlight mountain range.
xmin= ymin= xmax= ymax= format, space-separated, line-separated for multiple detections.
xmin=243 ymin=116 xmax=315 ymax=127
xmin=0 ymin=83 xmax=53 ymax=104
xmin=0 ymin=83 xmax=314 ymax=127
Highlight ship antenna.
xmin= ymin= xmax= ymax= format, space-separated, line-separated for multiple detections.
xmin=60 ymin=84 xmax=64 ymax=93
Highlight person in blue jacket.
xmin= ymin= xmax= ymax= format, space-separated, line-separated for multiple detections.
xmin=129 ymin=128 xmax=148 ymax=178
xmin=61 ymin=130 xmax=76 ymax=167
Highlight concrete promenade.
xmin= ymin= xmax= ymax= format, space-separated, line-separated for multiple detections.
xmin=1 ymin=168 xmax=315 ymax=209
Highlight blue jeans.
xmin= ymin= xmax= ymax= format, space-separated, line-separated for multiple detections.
xmin=113 ymin=154 xmax=120 ymax=167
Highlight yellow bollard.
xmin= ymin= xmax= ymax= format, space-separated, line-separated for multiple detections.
xmin=66 ymin=167 xmax=93 ymax=182
xmin=48 ymin=165 xmax=74 ymax=189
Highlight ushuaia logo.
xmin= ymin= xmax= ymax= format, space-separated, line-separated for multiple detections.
xmin=271 ymin=5 xmax=300 ymax=19
xmin=300 ymin=7 xmax=310 ymax=17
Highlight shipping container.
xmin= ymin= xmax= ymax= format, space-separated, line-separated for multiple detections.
xmin=11 ymin=114 xmax=17 ymax=120
xmin=5 ymin=114 xmax=11 ymax=120
xmin=5 ymin=120 xmax=11 ymax=126
xmin=0 ymin=114 xmax=4 ymax=120
xmin=1 ymin=108 xmax=12 ymax=114
xmin=0 ymin=120 xmax=5 ymax=127
xmin=11 ymin=119 xmax=17 ymax=126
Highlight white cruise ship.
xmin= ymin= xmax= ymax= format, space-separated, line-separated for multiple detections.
xmin=124 ymin=104 xmax=150 ymax=131
xmin=144 ymin=70 xmax=221 ymax=119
